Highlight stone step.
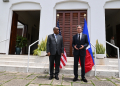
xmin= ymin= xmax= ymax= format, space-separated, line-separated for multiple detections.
xmin=0 ymin=61 xmax=48 ymax=66
xmin=0 ymin=57 xmax=119 ymax=70
xmin=66 ymin=58 xmax=120 ymax=65
xmin=0 ymin=55 xmax=42 ymax=62
xmin=0 ymin=55 xmax=38 ymax=58
xmin=108 ymin=59 xmax=119 ymax=61
xmin=0 ymin=61 xmax=118 ymax=70
xmin=64 ymin=65 xmax=118 ymax=70
xmin=0 ymin=58 xmax=35 ymax=62
xmin=0 ymin=55 xmax=119 ymax=65
xmin=0 ymin=65 xmax=118 ymax=77
xmin=0 ymin=63 xmax=118 ymax=71
xmin=65 ymin=61 xmax=119 ymax=66
xmin=108 ymin=61 xmax=118 ymax=65
xmin=0 ymin=55 xmax=119 ymax=77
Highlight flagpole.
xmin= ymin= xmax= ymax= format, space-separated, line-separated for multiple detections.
xmin=57 ymin=14 xmax=59 ymax=22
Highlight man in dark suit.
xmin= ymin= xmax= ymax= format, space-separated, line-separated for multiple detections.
xmin=47 ymin=27 xmax=64 ymax=80
xmin=72 ymin=25 xmax=89 ymax=82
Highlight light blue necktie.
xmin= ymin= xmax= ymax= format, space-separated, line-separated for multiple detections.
xmin=55 ymin=34 xmax=57 ymax=42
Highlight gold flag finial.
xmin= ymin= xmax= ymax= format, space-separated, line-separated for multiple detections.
xmin=84 ymin=13 xmax=86 ymax=19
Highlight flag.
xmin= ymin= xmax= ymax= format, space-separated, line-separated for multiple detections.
xmin=57 ymin=19 xmax=67 ymax=69
xmin=79 ymin=18 xmax=94 ymax=73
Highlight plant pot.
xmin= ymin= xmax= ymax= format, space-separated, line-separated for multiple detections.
xmin=40 ymin=51 xmax=46 ymax=57
xmin=96 ymin=54 xmax=105 ymax=59
xmin=16 ymin=47 xmax=21 ymax=55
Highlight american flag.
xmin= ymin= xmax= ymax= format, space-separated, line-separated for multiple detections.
xmin=57 ymin=19 xmax=67 ymax=68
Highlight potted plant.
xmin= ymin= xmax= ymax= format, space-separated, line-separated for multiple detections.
xmin=95 ymin=40 xmax=105 ymax=58
xmin=16 ymin=35 xmax=28 ymax=55
xmin=33 ymin=36 xmax=47 ymax=56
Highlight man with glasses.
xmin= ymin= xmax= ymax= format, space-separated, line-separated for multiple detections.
xmin=72 ymin=25 xmax=89 ymax=82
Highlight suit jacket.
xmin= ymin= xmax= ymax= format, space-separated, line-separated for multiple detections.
xmin=47 ymin=34 xmax=64 ymax=55
xmin=72 ymin=33 xmax=89 ymax=56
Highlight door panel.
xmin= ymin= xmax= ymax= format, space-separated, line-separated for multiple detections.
xmin=9 ymin=12 xmax=18 ymax=54
xmin=17 ymin=29 xmax=23 ymax=36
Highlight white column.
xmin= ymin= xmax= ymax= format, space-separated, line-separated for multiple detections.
xmin=39 ymin=4 xmax=54 ymax=41
xmin=90 ymin=1 xmax=106 ymax=46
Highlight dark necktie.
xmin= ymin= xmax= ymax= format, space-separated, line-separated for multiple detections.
xmin=78 ymin=34 xmax=80 ymax=42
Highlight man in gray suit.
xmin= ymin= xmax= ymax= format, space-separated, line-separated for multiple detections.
xmin=47 ymin=27 xmax=64 ymax=80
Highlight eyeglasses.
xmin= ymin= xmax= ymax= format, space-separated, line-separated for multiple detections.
xmin=77 ymin=28 xmax=82 ymax=29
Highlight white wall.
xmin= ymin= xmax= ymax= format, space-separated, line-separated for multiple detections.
xmin=0 ymin=0 xmax=119 ymax=54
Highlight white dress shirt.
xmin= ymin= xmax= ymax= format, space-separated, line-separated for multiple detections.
xmin=78 ymin=32 xmax=82 ymax=40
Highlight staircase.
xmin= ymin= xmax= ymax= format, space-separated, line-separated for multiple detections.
xmin=0 ymin=55 xmax=119 ymax=77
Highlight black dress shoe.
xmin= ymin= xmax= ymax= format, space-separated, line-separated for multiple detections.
xmin=55 ymin=75 xmax=59 ymax=80
xmin=81 ymin=78 xmax=88 ymax=82
xmin=49 ymin=76 xmax=53 ymax=80
xmin=73 ymin=77 xmax=78 ymax=82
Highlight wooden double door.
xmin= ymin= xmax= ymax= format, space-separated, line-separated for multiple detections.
xmin=57 ymin=10 xmax=87 ymax=57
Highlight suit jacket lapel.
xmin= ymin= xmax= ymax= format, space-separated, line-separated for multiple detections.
xmin=52 ymin=34 xmax=57 ymax=43
xmin=75 ymin=34 xmax=78 ymax=40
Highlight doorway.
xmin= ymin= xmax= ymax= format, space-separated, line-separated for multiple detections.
xmin=56 ymin=10 xmax=87 ymax=57
xmin=9 ymin=11 xmax=40 ymax=55
xmin=105 ymin=9 xmax=120 ymax=57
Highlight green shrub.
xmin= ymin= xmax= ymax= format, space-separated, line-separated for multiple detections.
xmin=33 ymin=36 xmax=47 ymax=56
xmin=95 ymin=40 xmax=105 ymax=54
xmin=16 ymin=35 xmax=28 ymax=48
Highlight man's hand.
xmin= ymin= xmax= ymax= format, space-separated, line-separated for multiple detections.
xmin=47 ymin=52 xmax=50 ymax=56
xmin=74 ymin=45 xmax=79 ymax=50
xmin=61 ymin=53 xmax=63 ymax=56
xmin=79 ymin=45 xmax=84 ymax=49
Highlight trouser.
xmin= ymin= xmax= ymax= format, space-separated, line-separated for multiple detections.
xmin=74 ymin=54 xmax=85 ymax=79
xmin=49 ymin=52 xmax=61 ymax=76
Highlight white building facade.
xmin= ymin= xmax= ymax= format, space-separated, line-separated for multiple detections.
xmin=0 ymin=0 xmax=120 ymax=56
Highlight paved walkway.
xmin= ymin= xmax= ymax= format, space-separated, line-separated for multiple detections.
xmin=0 ymin=71 xmax=120 ymax=86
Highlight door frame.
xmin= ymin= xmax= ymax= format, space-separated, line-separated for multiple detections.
xmin=56 ymin=10 xmax=87 ymax=56
xmin=53 ymin=1 xmax=91 ymax=42
xmin=116 ymin=24 xmax=120 ymax=49
xmin=5 ymin=2 xmax=41 ymax=55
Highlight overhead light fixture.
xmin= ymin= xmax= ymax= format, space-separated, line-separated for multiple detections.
xmin=57 ymin=14 xmax=59 ymax=17
xmin=3 ymin=0 xmax=9 ymax=2
xmin=84 ymin=14 xmax=86 ymax=17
